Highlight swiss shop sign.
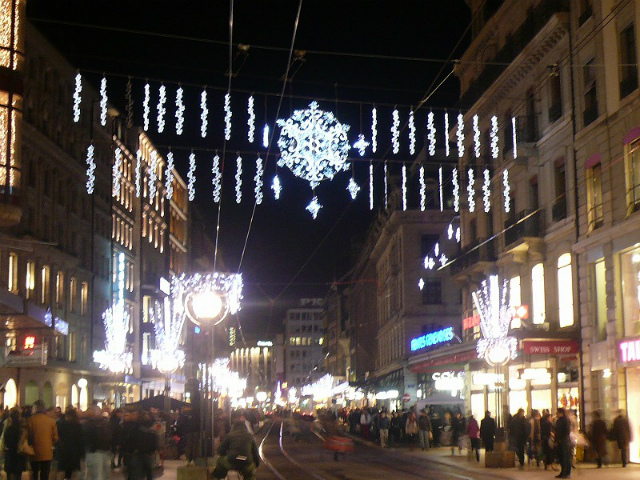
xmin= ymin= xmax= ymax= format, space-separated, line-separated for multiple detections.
xmin=521 ymin=339 xmax=579 ymax=355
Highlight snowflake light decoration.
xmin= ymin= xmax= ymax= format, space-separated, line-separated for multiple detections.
xmin=201 ymin=88 xmax=208 ymax=138
xmin=73 ymin=73 xmax=82 ymax=123
xmin=402 ymin=165 xmax=408 ymax=211
xmin=157 ymin=84 xmax=167 ymax=133
xmin=369 ymin=162 xmax=374 ymax=210
xmin=272 ymin=175 xmax=282 ymax=200
xmin=409 ymin=110 xmax=416 ymax=155
xmin=490 ymin=116 xmax=499 ymax=159
xmin=276 ymin=101 xmax=351 ymax=189
xmin=112 ymin=148 xmax=122 ymax=198
xmin=418 ymin=278 xmax=425 ymax=291
xmin=235 ymin=156 xmax=243 ymax=203
xmin=482 ymin=168 xmax=491 ymax=213
xmin=440 ymin=254 xmax=448 ymax=267
xmin=371 ymin=107 xmax=378 ymax=153
xmin=444 ymin=112 xmax=450 ymax=157
xmin=165 ymin=151 xmax=175 ymax=200
xmin=452 ymin=167 xmax=460 ymax=213
xmin=212 ymin=154 xmax=222 ymax=203
xmin=188 ymin=152 xmax=196 ymax=201
xmin=148 ymin=150 xmax=158 ymax=202
xmin=353 ymin=134 xmax=370 ymax=156
xmin=306 ymin=196 xmax=322 ymax=219
xmin=447 ymin=223 xmax=453 ymax=240
xmin=255 ymin=156 xmax=264 ymax=205
xmin=247 ymin=95 xmax=255 ymax=143
xmin=100 ymin=76 xmax=108 ymax=127
xmin=419 ymin=165 xmax=426 ymax=212
xmin=224 ymin=93 xmax=232 ymax=141
xmin=391 ymin=108 xmax=400 ymax=154
xmin=347 ymin=177 xmax=360 ymax=200
xmin=85 ymin=143 xmax=95 ymax=194
xmin=143 ymin=82 xmax=150 ymax=131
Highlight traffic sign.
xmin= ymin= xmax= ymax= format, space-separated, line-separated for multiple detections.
xmin=402 ymin=393 xmax=411 ymax=402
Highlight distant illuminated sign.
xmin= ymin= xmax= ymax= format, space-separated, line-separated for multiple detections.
xmin=462 ymin=314 xmax=480 ymax=330
xmin=410 ymin=327 xmax=454 ymax=352
xmin=23 ymin=336 xmax=35 ymax=350
xmin=432 ymin=371 xmax=464 ymax=392
xmin=257 ymin=341 xmax=273 ymax=347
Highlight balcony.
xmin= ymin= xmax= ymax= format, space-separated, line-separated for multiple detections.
xmin=504 ymin=210 xmax=543 ymax=246
xmin=451 ymin=237 xmax=497 ymax=281
xmin=552 ymin=197 xmax=567 ymax=222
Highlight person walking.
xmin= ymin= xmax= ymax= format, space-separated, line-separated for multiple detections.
xmin=611 ymin=409 xmax=631 ymax=467
xmin=389 ymin=411 xmax=402 ymax=447
xmin=418 ymin=409 xmax=432 ymax=450
xmin=588 ymin=410 xmax=608 ymax=468
xmin=109 ymin=408 xmax=123 ymax=469
xmin=84 ymin=406 xmax=113 ymax=480
xmin=27 ymin=399 xmax=59 ymax=480
xmin=509 ymin=408 xmax=528 ymax=468
xmin=555 ymin=408 xmax=572 ymax=479
xmin=378 ymin=411 xmax=390 ymax=448
xmin=466 ymin=414 xmax=481 ymax=462
xmin=360 ymin=408 xmax=372 ymax=440
xmin=529 ymin=410 xmax=542 ymax=466
xmin=2 ymin=407 xmax=27 ymax=480
xmin=451 ymin=412 xmax=466 ymax=455
xmin=540 ymin=409 xmax=556 ymax=471
xmin=480 ymin=411 xmax=496 ymax=452
xmin=405 ymin=410 xmax=419 ymax=451
xmin=57 ymin=408 xmax=85 ymax=480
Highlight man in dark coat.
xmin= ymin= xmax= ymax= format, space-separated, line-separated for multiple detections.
xmin=480 ymin=410 xmax=496 ymax=452
xmin=212 ymin=420 xmax=261 ymax=480
xmin=509 ymin=408 xmax=528 ymax=468
xmin=588 ymin=410 xmax=608 ymax=468
xmin=611 ymin=409 xmax=631 ymax=467
xmin=555 ymin=408 xmax=572 ymax=479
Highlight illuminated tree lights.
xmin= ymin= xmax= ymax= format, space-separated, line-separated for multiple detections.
xmin=503 ymin=169 xmax=511 ymax=213
xmin=452 ymin=167 xmax=460 ymax=213
xmin=347 ymin=177 xmax=360 ymax=200
xmin=212 ymin=154 xmax=222 ymax=203
xmin=409 ymin=110 xmax=416 ymax=155
xmin=353 ymin=134 xmax=370 ymax=156
xmin=157 ymin=84 xmax=167 ymax=133
xmin=73 ymin=73 xmax=82 ymax=123
xmin=419 ymin=165 xmax=426 ymax=212
xmin=391 ymin=108 xmax=400 ymax=154
xmin=255 ymin=156 xmax=264 ymax=205
xmin=467 ymin=167 xmax=476 ymax=213
xmin=165 ymin=151 xmax=175 ymax=200
xmin=247 ymin=95 xmax=255 ymax=143
xmin=428 ymin=111 xmax=436 ymax=156
xmin=483 ymin=168 xmax=491 ymax=213
xmin=276 ymin=101 xmax=351 ymax=190
xmin=175 ymin=86 xmax=185 ymax=135
xmin=272 ymin=174 xmax=282 ymax=200
xmin=224 ymin=93 xmax=232 ymax=141
xmin=200 ymin=89 xmax=209 ymax=138
xmin=306 ymin=196 xmax=322 ymax=219
xmin=143 ymin=82 xmax=151 ymax=131
xmin=85 ymin=143 xmax=95 ymax=194
xmin=457 ymin=113 xmax=465 ymax=157
xmin=371 ymin=107 xmax=378 ymax=153
xmin=99 ymin=76 xmax=108 ymax=127
xmin=402 ymin=164 xmax=408 ymax=211
xmin=188 ymin=152 xmax=196 ymax=201
xmin=491 ymin=115 xmax=499 ymax=159
xmin=112 ymin=148 xmax=123 ymax=198
xmin=235 ymin=155 xmax=242 ymax=203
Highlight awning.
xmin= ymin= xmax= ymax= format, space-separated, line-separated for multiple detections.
xmin=415 ymin=392 xmax=465 ymax=409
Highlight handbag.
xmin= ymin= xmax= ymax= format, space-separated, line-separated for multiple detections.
xmin=428 ymin=431 xmax=433 ymax=441
xmin=18 ymin=437 xmax=35 ymax=457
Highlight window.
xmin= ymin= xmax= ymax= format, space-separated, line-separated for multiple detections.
xmin=621 ymin=248 xmax=640 ymax=336
xmin=583 ymin=58 xmax=598 ymax=126
xmin=557 ymin=253 xmax=574 ymax=327
xmin=142 ymin=332 xmax=151 ymax=365
xmin=55 ymin=271 xmax=64 ymax=308
xmin=587 ymin=163 xmax=604 ymax=229
xmin=619 ymin=24 xmax=638 ymax=99
xmin=80 ymin=282 xmax=88 ymax=315
xmin=41 ymin=265 xmax=50 ymax=304
xmin=509 ymin=276 xmax=522 ymax=328
xmin=8 ymin=252 xmax=18 ymax=293
xmin=578 ymin=0 xmax=592 ymax=25
xmin=69 ymin=332 xmax=76 ymax=362
xmin=625 ymin=138 xmax=640 ymax=212
xmin=549 ymin=70 xmax=562 ymax=123
xmin=593 ymin=260 xmax=607 ymax=342
xmin=421 ymin=278 xmax=442 ymax=305
xmin=25 ymin=261 xmax=35 ymax=299
xmin=69 ymin=277 xmax=77 ymax=313
xmin=531 ymin=263 xmax=546 ymax=325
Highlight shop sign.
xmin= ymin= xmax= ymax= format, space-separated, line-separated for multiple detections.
xmin=618 ymin=337 xmax=640 ymax=365
xmin=521 ymin=339 xmax=579 ymax=355
xmin=410 ymin=327 xmax=454 ymax=352
xmin=462 ymin=314 xmax=480 ymax=330
xmin=257 ymin=340 xmax=273 ymax=347
xmin=433 ymin=371 xmax=465 ymax=392
xmin=472 ymin=372 xmax=505 ymax=386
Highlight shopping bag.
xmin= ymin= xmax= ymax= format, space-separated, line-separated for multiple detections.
xmin=18 ymin=437 xmax=35 ymax=457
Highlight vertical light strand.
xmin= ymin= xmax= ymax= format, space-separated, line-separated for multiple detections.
xmin=85 ymin=143 xmax=95 ymax=194
xmin=503 ymin=169 xmax=511 ymax=213
xmin=402 ymin=164 xmax=407 ymax=211
xmin=224 ymin=93 xmax=232 ymax=141
xmin=457 ymin=113 xmax=465 ymax=157
xmin=419 ymin=165 xmax=426 ymax=212
xmin=175 ymin=86 xmax=185 ymax=135
xmin=157 ymin=83 xmax=166 ymax=133
xmin=369 ymin=161 xmax=374 ymax=210
xmin=452 ymin=167 xmax=460 ymax=213
xmin=254 ymin=155 xmax=263 ymax=204
xmin=490 ymin=115 xmax=499 ymax=159
xmin=482 ymin=168 xmax=491 ymax=213
xmin=438 ymin=165 xmax=443 ymax=212
xmin=371 ymin=106 xmax=378 ymax=153
xmin=467 ymin=167 xmax=476 ymax=213
xmin=125 ymin=76 xmax=133 ymax=129
xmin=272 ymin=174 xmax=281 ymax=200
xmin=187 ymin=151 xmax=196 ymax=201
xmin=165 ymin=150 xmax=174 ymax=200
xmin=212 ymin=154 xmax=222 ymax=203
xmin=200 ymin=88 xmax=208 ymax=138
xmin=408 ymin=109 xmax=416 ymax=155
xmin=99 ymin=75 xmax=108 ymax=127
xmin=148 ymin=150 xmax=158 ymax=202
xmin=143 ymin=81 xmax=150 ymax=131
xmin=72 ymin=72 xmax=82 ymax=123
xmin=444 ymin=111 xmax=450 ymax=157
xmin=512 ymin=116 xmax=518 ymax=159
xmin=427 ymin=110 xmax=436 ymax=156
xmin=263 ymin=125 xmax=270 ymax=148
xmin=391 ymin=108 xmax=400 ymax=154
xmin=135 ymin=149 xmax=142 ymax=198
xmin=384 ymin=161 xmax=388 ymax=209
xmin=473 ymin=114 xmax=481 ymax=158
xmin=112 ymin=147 xmax=122 ymax=197
xmin=235 ymin=155 xmax=242 ymax=203
xmin=247 ymin=95 xmax=255 ymax=143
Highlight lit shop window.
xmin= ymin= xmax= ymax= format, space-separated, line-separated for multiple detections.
xmin=621 ymin=248 xmax=640 ymax=337
xmin=8 ymin=252 xmax=18 ymax=293
xmin=509 ymin=276 xmax=521 ymax=328
xmin=531 ymin=263 xmax=546 ymax=325
xmin=557 ymin=253 xmax=574 ymax=327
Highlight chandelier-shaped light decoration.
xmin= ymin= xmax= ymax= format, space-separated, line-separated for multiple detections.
xmin=452 ymin=167 xmax=460 ymax=213
xmin=247 ymin=95 xmax=255 ymax=143
xmin=347 ymin=177 xmax=360 ymax=200
xmin=148 ymin=150 xmax=158 ymax=202
xmin=473 ymin=114 xmax=481 ymax=158
xmin=99 ymin=76 xmax=108 ymax=127
xmin=149 ymin=299 xmax=186 ymax=374
xmin=73 ymin=73 xmax=82 ymax=123
xmin=235 ymin=155 xmax=242 ymax=203
xmin=188 ymin=152 xmax=196 ymax=202
xmin=255 ymin=156 xmax=264 ymax=205
xmin=143 ymin=82 xmax=151 ymax=131
xmin=467 ymin=167 xmax=476 ymax=212
xmin=391 ymin=108 xmax=400 ymax=154
xmin=212 ymin=154 xmax=222 ymax=203
xmin=409 ymin=110 xmax=416 ymax=155
xmin=482 ymin=168 xmax=491 ymax=213
xmin=276 ymin=101 xmax=351 ymax=193
xmin=503 ymin=169 xmax=511 ymax=213
xmin=200 ymin=88 xmax=208 ymax=138
xmin=85 ymin=143 xmax=95 ymax=194
xmin=419 ymin=165 xmax=426 ymax=212
xmin=444 ymin=112 xmax=450 ymax=157
xmin=112 ymin=147 xmax=123 ymax=198
xmin=371 ymin=106 xmax=378 ymax=153
xmin=125 ymin=77 xmax=133 ymax=128
xmin=384 ymin=162 xmax=388 ymax=209
xmin=165 ymin=151 xmax=175 ymax=200
xmin=369 ymin=162 xmax=374 ymax=210
xmin=272 ymin=174 xmax=282 ymax=200
xmin=306 ymin=196 xmax=322 ymax=219
xmin=512 ymin=117 xmax=518 ymax=159
xmin=491 ymin=115 xmax=499 ymax=159
xmin=135 ymin=149 xmax=142 ymax=198
xmin=157 ymin=84 xmax=167 ymax=133
xmin=439 ymin=166 xmax=444 ymax=212
xmin=457 ymin=113 xmax=465 ymax=157
xmin=353 ymin=134 xmax=370 ymax=156
xmin=428 ymin=111 xmax=436 ymax=156
xmin=93 ymin=253 xmax=132 ymax=373
xmin=263 ymin=125 xmax=270 ymax=148
xmin=402 ymin=164 xmax=408 ymax=211
xmin=175 ymin=86 xmax=185 ymax=135
xmin=472 ymin=274 xmax=517 ymax=366
xmin=224 ymin=93 xmax=232 ymax=141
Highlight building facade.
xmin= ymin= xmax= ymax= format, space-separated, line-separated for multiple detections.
xmin=284 ymin=298 xmax=325 ymax=389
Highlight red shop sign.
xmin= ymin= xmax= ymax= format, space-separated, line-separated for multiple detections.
xmin=462 ymin=314 xmax=480 ymax=330
xmin=521 ymin=339 xmax=579 ymax=355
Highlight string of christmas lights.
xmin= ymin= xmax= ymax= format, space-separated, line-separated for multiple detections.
xmin=491 ymin=116 xmax=499 ymax=159
xmin=143 ymin=82 xmax=150 ymax=131
xmin=444 ymin=112 xmax=450 ymax=157
xmin=212 ymin=154 xmax=222 ymax=203
xmin=391 ymin=108 xmax=400 ymax=155
xmin=473 ymin=114 xmax=480 ymax=158
xmin=503 ymin=169 xmax=511 ymax=213
xmin=263 ymin=125 xmax=270 ymax=148
xmin=512 ymin=117 xmax=518 ymax=159
xmin=255 ymin=155 xmax=263 ymax=204
xmin=112 ymin=147 xmax=122 ymax=197
xmin=187 ymin=152 xmax=196 ymax=201
xmin=272 ymin=174 xmax=281 ymax=200
xmin=100 ymin=76 xmax=108 ymax=127
xmin=224 ymin=93 xmax=232 ymax=141
xmin=457 ymin=113 xmax=465 ymax=157
xmin=371 ymin=107 xmax=378 ymax=153
xmin=200 ymin=89 xmax=208 ymax=138
xmin=85 ymin=143 xmax=95 ymax=194
xmin=483 ymin=168 xmax=491 ymax=213
xmin=419 ymin=165 xmax=426 ymax=212
xmin=157 ymin=84 xmax=167 ymax=133
xmin=452 ymin=167 xmax=459 ymax=213
xmin=235 ymin=155 xmax=242 ymax=203
xmin=369 ymin=162 xmax=374 ymax=210
xmin=247 ymin=96 xmax=255 ymax=143
xmin=402 ymin=164 xmax=407 ymax=211
xmin=409 ymin=110 xmax=416 ymax=155
xmin=148 ymin=150 xmax=158 ymax=202
xmin=73 ymin=73 xmax=82 ymax=123
xmin=427 ymin=111 xmax=436 ymax=156
xmin=175 ymin=86 xmax=185 ymax=135
xmin=135 ymin=149 xmax=142 ymax=198
xmin=165 ymin=150 xmax=175 ymax=200
xmin=467 ymin=167 xmax=476 ymax=213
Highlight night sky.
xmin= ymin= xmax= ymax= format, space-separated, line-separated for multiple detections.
xmin=26 ymin=1 xmax=471 ymax=335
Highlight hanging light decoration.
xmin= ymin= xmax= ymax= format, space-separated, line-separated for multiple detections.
xmin=149 ymin=299 xmax=186 ymax=375
xmin=371 ymin=106 xmax=378 ymax=153
xmin=156 ymin=83 xmax=167 ymax=133
xmin=235 ymin=155 xmax=242 ymax=203
xmin=200 ymin=88 xmax=208 ymax=138
xmin=143 ymin=81 xmax=151 ymax=131
xmin=165 ymin=151 xmax=175 ymax=200
xmin=247 ymin=95 xmax=255 ymax=143
xmin=224 ymin=93 xmax=232 ymax=141
xmin=391 ymin=108 xmax=400 ymax=154
xmin=409 ymin=109 xmax=416 ymax=155
xmin=306 ymin=196 xmax=322 ymax=219
xmin=112 ymin=147 xmax=122 ymax=198
xmin=512 ymin=117 xmax=518 ymax=159
xmin=456 ymin=227 xmax=461 ymax=243
xmin=457 ymin=113 xmax=465 ymax=157
xmin=419 ymin=165 xmax=426 ymax=212
xmin=427 ymin=111 xmax=436 ymax=156
xmin=467 ymin=167 xmax=476 ymax=213
xmin=444 ymin=112 xmax=450 ymax=157
xmin=424 ymin=257 xmax=435 ymax=270
xmin=187 ymin=152 xmax=196 ymax=202
xmin=255 ymin=155 xmax=264 ymax=205
xmin=435 ymin=243 xmax=440 ymax=257
xmin=347 ymin=177 xmax=360 ymax=200
xmin=447 ymin=223 xmax=454 ymax=240
xmin=175 ymin=86 xmax=185 ymax=135
xmin=99 ymin=75 xmax=108 ymax=127
xmin=503 ymin=169 xmax=511 ymax=213
xmin=73 ymin=73 xmax=82 ymax=123
xmin=263 ymin=125 xmax=270 ymax=148
xmin=125 ymin=77 xmax=133 ymax=129
xmin=440 ymin=254 xmax=448 ymax=267
xmin=148 ymin=150 xmax=158 ymax=202
xmin=272 ymin=174 xmax=282 ymax=200
xmin=369 ymin=162 xmax=374 ymax=211
xmin=212 ymin=154 xmax=222 ymax=203
xmin=473 ymin=114 xmax=481 ymax=158
xmin=482 ymin=168 xmax=491 ymax=213
xmin=85 ymin=143 xmax=95 ymax=194
xmin=418 ymin=278 xmax=425 ymax=291
xmin=439 ymin=166 xmax=444 ymax=212
xmin=384 ymin=162 xmax=388 ymax=209
xmin=135 ymin=149 xmax=142 ymax=198
xmin=452 ymin=167 xmax=460 ymax=213
xmin=353 ymin=134 xmax=370 ymax=156
xmin=402 ymin=164 xmax=408 ymax=211
xmin=491 ymin=115 xmax=499 ymax=159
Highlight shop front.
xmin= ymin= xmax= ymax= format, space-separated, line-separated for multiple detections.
xmin=617 ymin=336 xmax=640 ymax=463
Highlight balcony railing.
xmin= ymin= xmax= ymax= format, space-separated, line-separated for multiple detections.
xmin=450 ymin=237 xmax=497 ymax=275
xmin=552 ymin=197 xmax=567 ymax=222
xmin=504 ymin=210 xmax=542 ymax=246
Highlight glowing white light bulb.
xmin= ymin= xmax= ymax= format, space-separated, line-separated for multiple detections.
xmin=272 ymin=175 xmax=281 ymax=200
xmin=391 ymin=109 xmax=400 ymax=154
xmin=85 ymin=144 xmax=95 ymax=194
xmin=456 ymin=227 xmax=460 ymax=243
xmin=143 ymin=82 xmax=150 ymax=131
xmin=419 ymin=165 xmax=426 ymax=212
xmin=235 ymin=156 xmax=242 ymax=203
xmin=255 ymin=156 xmax=264 ymax=204
xmin=483 ymin=168 xmax=491 ymax=213
xmin=491 ymin=116 xmax=499 ymax=159
xmin=100 ymin=76 xmax=108 ymax=127
xmin=435 ymin=243 xmax=440 ymax=257
xmin=409 ymin=110 xmax=416 ymax=155
xmin=224 ymin=93 xmax=232 ymax=141
xmin=200 ymin=88 xmax=208 ymax=138
xmin=157 ymin=84 xmax=166 ymax=133
xmin=248 ymin=96 xmax=255 ymax=143
xmin=371 ymin=107 xmax=378 ymax=153
xmin=175 ymin=86 xmax=185 ymax=135
xmin=447 ymin=224 xmax=453 ymax=240
xmin=452 ymin=168 xmax=460 ymax=213
xmin=165 ymin=151 xmax=174 ymax=200
xmin=73 ymin=73 xmax=82 ymax=123
xmin=467 ymin=167 xmax=476 ymax=212
xmin=212 ymin=154 xmax=222 ymax=203
xmin=188 ymin=152 xmax=196 ymax=202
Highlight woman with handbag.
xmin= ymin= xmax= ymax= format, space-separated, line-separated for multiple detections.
xmin=3 ymin=407 xmax=28 ymax=480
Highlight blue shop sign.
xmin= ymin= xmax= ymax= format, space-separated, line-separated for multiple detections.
xmin=410 ymin=327 xmax=454 ymax=352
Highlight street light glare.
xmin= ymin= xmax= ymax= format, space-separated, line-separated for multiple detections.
xmin=192 ymin=290 xmax=223 ymax=320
